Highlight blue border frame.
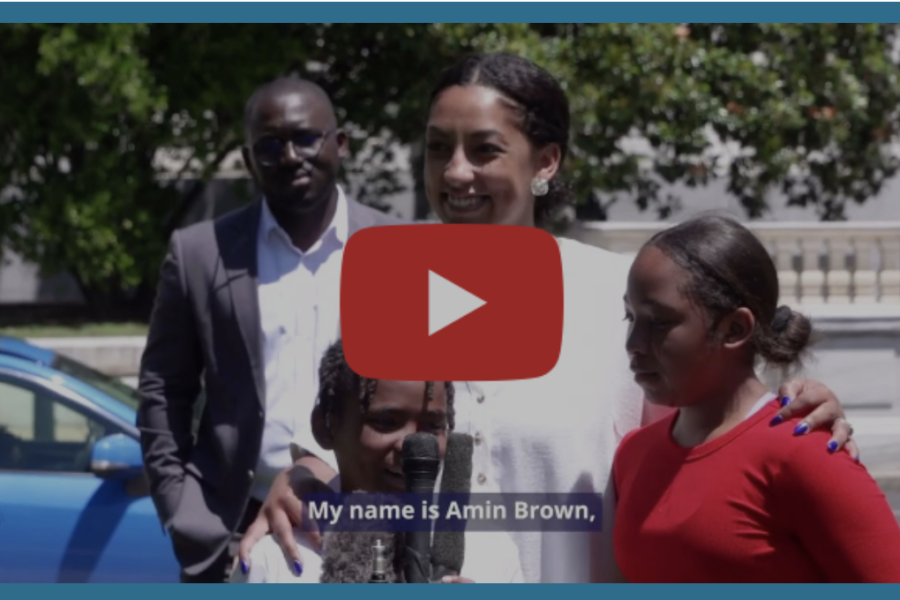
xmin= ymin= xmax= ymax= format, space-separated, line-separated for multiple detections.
xmin=3 ymin=6 xmax=900 ymax=592
xmin=0 ymin=3 xmax=899 ymax=23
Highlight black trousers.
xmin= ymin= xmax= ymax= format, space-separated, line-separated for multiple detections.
xmin=179 ymin=497 xmax=264 ymax=584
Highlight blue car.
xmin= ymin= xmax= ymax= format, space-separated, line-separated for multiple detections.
xmin=0 ymin=336 xmax=180 ymax=582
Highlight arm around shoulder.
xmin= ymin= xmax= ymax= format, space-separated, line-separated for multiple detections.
xmin=137 ymin=231 xmax=204 ymax=526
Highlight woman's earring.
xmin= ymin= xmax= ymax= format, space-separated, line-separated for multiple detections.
xmin=531 ymin=177 xmax=549 ymax=197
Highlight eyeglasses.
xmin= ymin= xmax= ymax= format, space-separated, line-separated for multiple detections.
xmin=251 ymin=128 xmax=334 ymax=167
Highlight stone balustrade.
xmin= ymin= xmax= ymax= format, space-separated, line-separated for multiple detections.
xmin=568 ymin=221 xmax=900 ymax=305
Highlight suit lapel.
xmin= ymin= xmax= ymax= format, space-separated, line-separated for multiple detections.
xmin=221 ymin=196 xmax=384 ymax=408
xmin=219 ymin=202 xmax=265 ymax=407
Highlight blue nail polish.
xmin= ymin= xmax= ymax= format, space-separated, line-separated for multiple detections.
xmin=294 ymin=560 xmax=303 ymax=576
xmin=780 ymin=396 xmax=791 ymax=407
xmin=240 ymin=559 xmax=249 ymax=575
xmin=827 ymin=441 xmax=838 ymax=453
xmin=794 ymin=422 xmax=809 ymax=435
xmin=769 ymin=415 xmax=783 ymax=426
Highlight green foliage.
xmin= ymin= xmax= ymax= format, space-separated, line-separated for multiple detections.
xmin=525 ymin=24 xmax=900 ymax=220
xmin=1 ymin=24 xmax=168 ymax=298
xmin=1 ymin=24 xmax=898 ymax=311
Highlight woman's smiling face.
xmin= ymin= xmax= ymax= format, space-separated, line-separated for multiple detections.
xmin=424 ymin=84 xmax=559 ymax=227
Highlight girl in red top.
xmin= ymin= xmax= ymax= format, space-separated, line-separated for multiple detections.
xmin=609 ymin=215 xmax=900 ymax=583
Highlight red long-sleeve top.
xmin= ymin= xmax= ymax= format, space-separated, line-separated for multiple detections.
xmin=613 ymin=398 xmax=900 ymax=583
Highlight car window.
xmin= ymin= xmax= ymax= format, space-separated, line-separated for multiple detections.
xmin=51 ymin=355 xmax=140 ymax=411
xmin=0 ymin=376 xmax=110 ymax=473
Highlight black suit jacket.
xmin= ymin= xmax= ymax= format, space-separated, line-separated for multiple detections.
xmin=137 ymin=196 xmax=405 ymax=576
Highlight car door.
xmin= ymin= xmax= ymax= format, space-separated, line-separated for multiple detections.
xmin=0 ymin=369 xmax=179 ymax=582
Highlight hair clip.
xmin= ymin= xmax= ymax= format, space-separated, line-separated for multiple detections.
xmin=771 ymin=305 xmax=792 ymax=333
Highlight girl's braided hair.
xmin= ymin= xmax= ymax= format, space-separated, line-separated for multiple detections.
xmin=318 ymin=339 xmax=455 ymax=430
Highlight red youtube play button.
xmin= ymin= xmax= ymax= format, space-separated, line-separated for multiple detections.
xmin=341 ymin=224 xmax=564 ymax=382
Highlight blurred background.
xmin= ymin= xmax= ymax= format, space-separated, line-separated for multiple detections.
xmin=0 ymin=23 xmax=899 ymax=581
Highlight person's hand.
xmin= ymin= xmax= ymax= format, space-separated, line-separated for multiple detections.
xmin=772 ymin=378 xmax=860 ymax=461
xmin=237 ymin=468 xmax=321 ymax=577
xmin=441 ymin=576 xmax=475 ymax=583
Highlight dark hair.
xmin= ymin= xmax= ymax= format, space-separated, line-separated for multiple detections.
xmin=646 ymin=215 xmax=813 ymax=368
xmin=318 ymin=339 xmax=455 ymax=430
xmin=243 ymin=76 xmax=334 ymax=141
xmin=428 ymin=52 xmax=572 ymax=224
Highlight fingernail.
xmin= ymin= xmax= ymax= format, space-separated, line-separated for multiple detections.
xmin=780 ymin=396 xmax=791 ymax=407
xmin=769 ymin=415 xmax=784 ymax=426
xmin=827 ymin=441 xmax=838 ymax=453
xmin=794 ymin=422 xmax=809 ymax=435
xmin=856 ymin=453 xmax=861 ymax=464
xmin=293 ymin=560 xmax=303 ymax=576
xmin=240 ymin=559 xmax=248 ymax=575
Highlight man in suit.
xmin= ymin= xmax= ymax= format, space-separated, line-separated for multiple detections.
xmin=137 ymin=76 xmax=403 ymax=583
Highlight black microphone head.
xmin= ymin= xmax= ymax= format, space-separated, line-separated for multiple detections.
xmin=401 ymin=432 xmax=441 ymax=494
xmin=402 ymin=432 xmax=440 ymax=461
xmin=431 ymin=432 xmax=474 ymax=579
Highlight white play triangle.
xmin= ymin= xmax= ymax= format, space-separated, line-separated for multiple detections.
xmin=428 ymin=270 xmax=487 ymax=336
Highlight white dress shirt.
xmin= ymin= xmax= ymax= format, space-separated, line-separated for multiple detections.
xmin=251 ymin=189 xmax=348 ymax=500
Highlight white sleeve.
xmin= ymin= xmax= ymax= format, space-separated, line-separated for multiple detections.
xmin=461 ymin=531 xmax=525 ymax=583
xmin=504 ymin=551 xmax=525 ymax=584
xmin=500 ymin=532 xmax=525 ymax=583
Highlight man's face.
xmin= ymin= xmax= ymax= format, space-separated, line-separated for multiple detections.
xmin=242 ymin=88 xmax=347 ymax=215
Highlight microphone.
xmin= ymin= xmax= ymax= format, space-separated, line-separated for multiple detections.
xmin=401 ymin=432 xmax=441 ymax=583
xmin=431 ymin=432 xmax=474 ymax=581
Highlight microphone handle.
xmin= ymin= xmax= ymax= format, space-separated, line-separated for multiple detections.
xmin=403 ymin=457 xmax=440 ymax=583
xmin=404 ymin=545 xmax=431 ymax=584
xmin=404 ymin=459 xmax=441 ymax=493
xmin=403 ymin=487 xmax=434 ymax=583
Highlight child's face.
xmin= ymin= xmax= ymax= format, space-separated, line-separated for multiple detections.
xmin=623 ymin=245 xmax=727 ymax=407
xmin=332 ymin=380 xmax=449 ymax=493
